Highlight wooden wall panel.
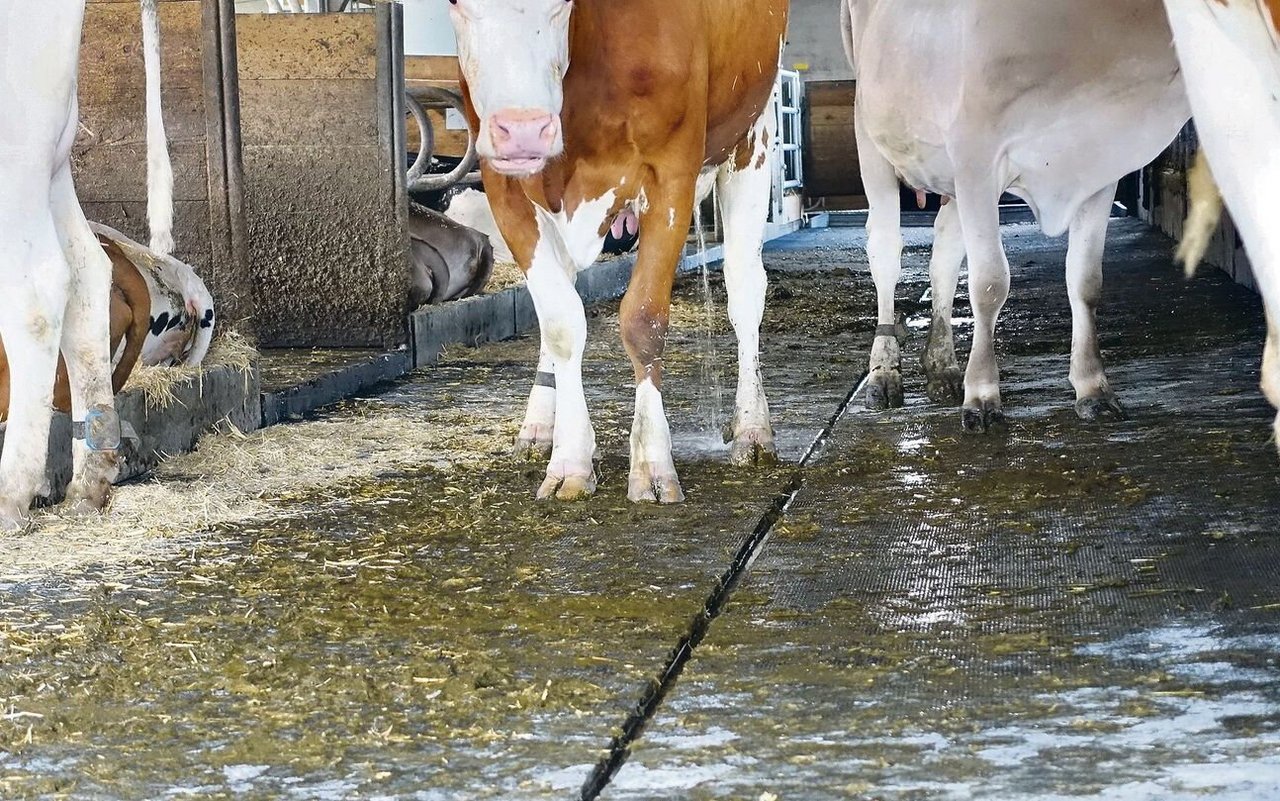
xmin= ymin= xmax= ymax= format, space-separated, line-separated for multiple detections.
xmin=803 ymin=80 xmax=865 ymax=208
xmin=76 ymin=0 xmax=250 ymax=329
xmin=237 ymin=7 xmax=409 ymax=348
xmin=405 ymin=54 xmax=469 ymax=159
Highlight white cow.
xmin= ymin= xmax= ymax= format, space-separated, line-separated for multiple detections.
xmin=842 ymin=0 xmax=1191 ymax=429
xmin=1163 ymin=0 xmax=1280 ymax=452
xmin=0 ymin=0 xmax=172 ymax=526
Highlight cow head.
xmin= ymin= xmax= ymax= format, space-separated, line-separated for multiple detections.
xmin=449 ymin=0 xmax=574 ymax=176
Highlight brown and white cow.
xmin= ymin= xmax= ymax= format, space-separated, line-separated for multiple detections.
xmin=0 ymin=0 xmax=172 ymax=526
xmin=448 ymin=0 xmax=789 ymax=502
xmin=1163 ymin=0 xmax=1280 ymax=453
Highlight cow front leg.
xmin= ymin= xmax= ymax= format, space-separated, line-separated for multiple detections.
xmin=525 ymin=212 xmax=595 ymax=501
xmin=513 ymin=338 xmax=556 ymax=460
xmin=1067 ymin=182 xmax=1126 ymax=422
xmin=855 ymin=110 xmax=904 ymax=409
xmin=717 ymin=116 xmax=777 ymax=466
xmin=922 ymin=198 xmax=966 ymax=404
xmin=621 ymin=179 xmax=697 ymax=503
xmin=953 ymin=177 xmax=1010 ymax=432
xmin=53 ymin=166 xmax=124 ymax=513
xmin=1264 ymin=315 xmax=1280 ymax=450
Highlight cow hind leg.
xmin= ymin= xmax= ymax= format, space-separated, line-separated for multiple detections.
xmin=0 ymin=217 xmax=69 ymax=528
xmin=53 ymin=167 xmax=122 ymax=512
xmin=717 ymin=117 xmax=777 ymax=466
xmin=1066 ymin=183 xmax=1126 ymax=422
xmin=953 ymin=177 xmax=1010 ymax=432
xmin=922 ymin=199 xmax=966 ymax=404
xmin=855 ymin=111 xmax=905 ymax=409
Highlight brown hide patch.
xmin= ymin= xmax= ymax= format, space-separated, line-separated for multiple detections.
xmin=1263 ymin=0 xmax=1280 ymax=34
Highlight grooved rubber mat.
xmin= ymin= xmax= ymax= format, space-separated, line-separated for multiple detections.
xmin=612 ymin=221 xmax=1280 ymax=799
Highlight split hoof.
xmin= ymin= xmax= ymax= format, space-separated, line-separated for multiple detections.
xmin=865 ymin=369 xmax=904 ymax=410
xmin=962 ymin=403 xmax=1005 ymax=433
xmin=64 ymin=478 xmax=112 ymax=515
xmin=537 ymin=469 xmax=596 ymax=501
xmin=925 ymin=367 xmax=965 ymax=406
xmin=0 ymin=503 xmax=27 ymax=532
xmin=513 ymin=435 xmax=553 ymax=461
xmin=728 ymin=432 xmax=779 ymax=467
xmin=1075 ymin=395 xmax=1128 ymax=422
xmin=627 ymin=463 xmax=685 ymax=504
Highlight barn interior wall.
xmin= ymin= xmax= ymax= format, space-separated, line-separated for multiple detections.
xmin=237 ymin=7 xmax=411 ymax=349
xmin=785 ymin=0 xmax=862 ymax=207
xmin=1141 ymin=124 xmax=1258 ymax=293
xmin=76 ymin=0 xmax=252 ymax=329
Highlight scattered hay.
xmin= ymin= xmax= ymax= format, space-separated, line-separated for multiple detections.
xmin=667 ymin=292 xmax=731 ymax=334
xmin=124 ymin=329 xmax=258 ymax=411
xmin=485 ymin=259 xmax=525 ymax=293
xmin=0 ymin=393 xmax=520 ymax=586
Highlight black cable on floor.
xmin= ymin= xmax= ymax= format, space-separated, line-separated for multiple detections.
xmin=579 ymin=372 xmax=869 ymax=801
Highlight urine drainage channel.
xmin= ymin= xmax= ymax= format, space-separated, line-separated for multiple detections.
xmin=579 ymin=371 xmax=870 ymax=800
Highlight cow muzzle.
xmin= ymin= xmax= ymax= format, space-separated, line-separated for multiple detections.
xmin=487 ymin=108 xmax=562 ymax=175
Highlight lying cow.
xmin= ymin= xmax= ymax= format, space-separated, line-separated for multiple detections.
xmin=0 ymin=0 xmax=173 ymax=526
xmin=0 ymin=227 xmax=214 ymax=421
xmin=408 ymin=202 xmax=494 ymax=308
xmin=91 ymin=223 xmax=215 ymax=368
xmin=842 ymin=0 xmax=1190 ymax=429
xmin=449 ymin=0 xmax=788 ymax=502
xmin=1163 ymin=0 xmax=1280 ymax=453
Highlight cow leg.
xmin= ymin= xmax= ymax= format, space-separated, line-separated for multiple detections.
xmin=717 ymin=119 xmax=777 ymax=466
xmin=855 ymin=110 xmax=904 ymax=409
xmin=921 ymin=199 xmax=966 ymax=404
xmin=953 ymin=179 xmax=1010 ymax=432
xmin=1066 ymin=182 xmax=1126 ymax=422
xmin=0 ymin=205 xmax=69 ymax=528
xmin=525 ymin=215 xmax=596 ymax=501
xmin=513 ymin=339 xmax=556 ymax=460
xmin=622 ymin=178 xmax=697 ymax=503
xmin=52 ymin=166 xmax=121 ymax=512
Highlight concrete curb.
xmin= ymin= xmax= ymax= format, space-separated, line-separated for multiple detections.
xmin=10 ymin=364 xmax=261 ymax=504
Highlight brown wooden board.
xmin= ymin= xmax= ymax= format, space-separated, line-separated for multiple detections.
xmin=804 ymin=80 xmax=863 ymax=201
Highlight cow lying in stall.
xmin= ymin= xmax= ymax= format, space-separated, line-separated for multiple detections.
xmin=0 ymin=0 xmax=174 ymax=526
xmin=449 ymin=0 xmax=788 ymax=503
xmin=0 ymin=226 xmax=213 ymax=442
xmin=1162 ymin=0 xmax=1280 ymax=453
xmin=841 ymin=0 xmax=1191 ymax=429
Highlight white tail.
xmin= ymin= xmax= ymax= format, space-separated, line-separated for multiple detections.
xmin=140 ymin=0 xmax=175 ymax=256
xmin=1176 ymin=147 xmax=1224 ymax=278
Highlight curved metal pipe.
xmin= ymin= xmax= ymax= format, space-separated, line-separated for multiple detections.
xmin=406 ymin=87 xmax=479 ymax=193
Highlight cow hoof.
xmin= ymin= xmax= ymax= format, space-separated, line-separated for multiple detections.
xmin=513 ymin=434 xmax=554 ymax=461
xmin=729 ymin=429 xmax=779 ymax=467
xmin=627 ymin=463 xmax=684 ymax=504
xmin=925 ymin=367 xmax=965 ymax=406
xmin=865 ymin=369 xmax=904 ymax=410
xmin=537 ymin=469 xmax=596 ymax=501
xmin=0 ymin=504 xmax=27 ymax=532
xmin=962 ymin=403 xmax=1005 ymax=433
xmin=65 ymin=479 xmax=112 ymax=515
xmin=1075 ymin=395 xmax=1128 ymax=422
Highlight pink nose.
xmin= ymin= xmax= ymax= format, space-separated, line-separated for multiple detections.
xmin=489 ymin=109 xmax=560 ymax=160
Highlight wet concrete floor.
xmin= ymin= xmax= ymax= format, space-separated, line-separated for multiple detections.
xmin=1 ymin=218 xmax=1277 ymax=799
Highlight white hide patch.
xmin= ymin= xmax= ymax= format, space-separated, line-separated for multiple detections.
xmin=630 ymin=378 xmax=675 ymax=466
